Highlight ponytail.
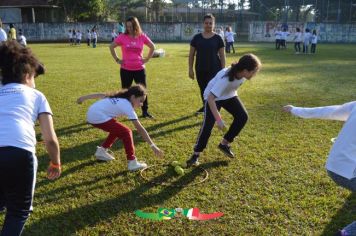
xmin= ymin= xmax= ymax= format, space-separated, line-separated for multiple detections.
xmin=108 ymin=84 xmax=146 ymax=99
xmin=226 ymin=53 xmax=261 ymax=81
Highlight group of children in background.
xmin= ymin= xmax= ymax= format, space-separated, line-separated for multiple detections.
xmin=68 ymin=22 xmax=125 ymax=48
xmin=68 ymin=29 xmax=98 ymax=47
xmin=1 ymin=23 xmax=27 ymax=47
xmin=275 ymin=27 xmax=318 ymax=54
xmin=67 ymin=29 xmax=83 ymax=46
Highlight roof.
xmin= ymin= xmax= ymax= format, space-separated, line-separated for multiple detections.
xmin=0 ymin=0 xmax=59 ymax=8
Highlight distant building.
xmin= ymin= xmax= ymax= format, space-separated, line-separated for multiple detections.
xmin=0 ymin=0 xmax=63 ymax=23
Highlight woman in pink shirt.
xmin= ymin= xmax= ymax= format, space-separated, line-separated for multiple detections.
xmin=109 ymin=16 xmax=155 ymax=118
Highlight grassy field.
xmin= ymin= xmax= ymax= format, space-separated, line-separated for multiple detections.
xmin=1 ymin=42 xmax=355 ymax=235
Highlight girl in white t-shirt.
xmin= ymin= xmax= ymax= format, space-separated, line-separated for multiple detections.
xmin=283 ymin=102 xmax=356 ymax=235
xmin=303 ymin=28 xmax=312 ymax=54
xmin=77 ymin=85 xmax=163 ymax=171
xmin=186 ymin=54 xmax=262 ymax=167
xmin=0 ymin=41 xmax=61 ymax=235
xmin=225 ymin=26 xmax=236 ymax=53
xmin=311 ymin=29 xmax=318 ymax=54
xmin=293 ymin=27 xmax=302 ymax=54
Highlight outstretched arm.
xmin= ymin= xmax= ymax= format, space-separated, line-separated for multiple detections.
xmin=283 ymin=101 xmax=356 ymax=121
xmin=38 ymin=113 xmax=61 ymax=180
xmin=208 ymin=93 xmax=225 ymax=130
xmin=77 ymin=93 xmax=106 ymax=104
xmin=132 ymin=120 xmax=163 ymax=157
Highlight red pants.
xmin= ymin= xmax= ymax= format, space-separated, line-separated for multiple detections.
xmin=92 ymin=119 xmax=135 ymax=160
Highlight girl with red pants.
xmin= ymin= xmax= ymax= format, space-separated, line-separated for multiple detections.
xmin=77 ymin=85 xmax=163 ymax=171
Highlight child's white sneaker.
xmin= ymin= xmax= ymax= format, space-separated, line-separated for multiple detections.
xmin=95 ymin=146 xmax=115 ymax=161
xmin=128 ymin=158 xmax=147 ymax=171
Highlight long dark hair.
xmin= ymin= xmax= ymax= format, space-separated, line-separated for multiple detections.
xmin=0 ymin=41 xmax=45 ymax=85
xmin=226 ymin=53 xmax=261 ymax=81
xmin=108 ymin=84 xmax=146 ymax=99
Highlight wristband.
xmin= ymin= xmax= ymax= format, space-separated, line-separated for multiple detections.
xmin=50 ymin=162 xmax=61 ymax=169
xmin=216 ymin=116 xmax=222 ymax=122
xmin=115 ymin=58 xmax=120 ymax=62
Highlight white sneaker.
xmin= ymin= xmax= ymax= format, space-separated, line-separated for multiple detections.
xmin=128 ymin=158 xmax=147 ymax=171
xmin=95 ymin=146 xmax=115 ymax=161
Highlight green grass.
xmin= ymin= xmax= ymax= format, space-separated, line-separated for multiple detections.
xmin=1 ymin=42 xmax=355 ymax=235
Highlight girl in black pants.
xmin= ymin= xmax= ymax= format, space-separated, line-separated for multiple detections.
xmin=186 ymin=54 xmax=262 ymax=166
xmin=0 ymin=41 xmax=61 ymax=236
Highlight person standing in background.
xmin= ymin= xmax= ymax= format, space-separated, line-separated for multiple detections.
xmin=188 ymin=14 xmax=225 ymax=115
xmin=0 ymin=19 xmax=7 ymax=43
xmin=310 ymin=30 xmax=318 ymax=54
xmin=8 ymin=23 xmax=16 ymax=41
xmin=109 ymin=16 xmax=155 ymax=119
xmin=293 ymin=27 xmax=302 ymax=54
xmin=225 ymin=26 xmax=236 ymax=54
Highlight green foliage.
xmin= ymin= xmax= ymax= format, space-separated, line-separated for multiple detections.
xmin=63 ymin=0 xmax=113 ymax=21
xmin=1 ymin=42 xmax=355 ymax=235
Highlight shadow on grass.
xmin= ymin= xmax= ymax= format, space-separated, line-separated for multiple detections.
xmin=37 ymin=114 xmax=200 ymax=164
xmin=24 ymin=161 xmax=228 ymax=235
xmin=321 ymin=192 xmax=356 ymax=236
xmin=35 ymin=114 xmax=202 ymax=191
xmin=36 ymin=122 xmax=92 ymax=141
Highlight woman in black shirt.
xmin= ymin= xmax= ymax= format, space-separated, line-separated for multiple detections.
xmin=188 ymin=14 xmax=225 ymax=114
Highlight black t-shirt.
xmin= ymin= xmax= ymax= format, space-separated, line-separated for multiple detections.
xmin=190 ymin=33 xmax=225 ymax=73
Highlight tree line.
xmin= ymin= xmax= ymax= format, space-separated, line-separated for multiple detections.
xmin=53 ymin=0 xmax=356 ymax=23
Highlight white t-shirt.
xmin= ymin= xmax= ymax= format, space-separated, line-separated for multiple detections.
xmin=311 ymin=35 xmax=318 ymax=44
xmin=275 ymin=31 xmax=281 ymax=40
xmin=294 ymin=32 xmax=302 ymax=42
xmin=280 ymin=31 xmax=289 ymax=40
xmin=225 ymin=32 xmax=235 ymax=43
xmin=76 ymin=32 xmax=82 ymax=40
xmin=217 ymin=31 xmax=224 ymax=40
xmin=304 ymin=32 xmax=311 ymax=44
xmin=290 ymin=101 xmax=356 ymax=179
xmin=203 ymin=67 xmax=245 ymax=101
xmin=18 ymin=35 xmax=27 ymax=46
xmin=0 ymin=28 xmax=7 ymax=42
xmin=0 ymin=83 xmax=52 ymax=153
xmin=87 ymin=97 xmax=138 ymax=124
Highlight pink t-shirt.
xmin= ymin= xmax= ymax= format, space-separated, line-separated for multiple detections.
xmin=114 ymin=33 xmax=153 ymax=71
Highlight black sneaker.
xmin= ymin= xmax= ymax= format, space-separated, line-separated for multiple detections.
xmin=142 ymin=111 xmax=154 ymax=119
xmin=218 ymin=143 xmax=234 ymax=158
xmin=186 ymin=154 xmax=200 ymax=167
xmin=195 ymin=107 xmax=204 ymax=115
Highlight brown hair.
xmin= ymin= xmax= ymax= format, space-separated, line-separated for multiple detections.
xmin=107 ymin=84 xmax=146 ymax=100
xmin=125 ymin=16 xmax=142 ymax=36
xmin=227 ymin=54 xmax=261 ymax=81
xmin=0 ymin=41 xmax=45 ymax=85
xmin=203 ymin=14 xmax=215 ymax=22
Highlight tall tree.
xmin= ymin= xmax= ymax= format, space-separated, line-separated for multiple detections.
xmin=61 ymin=0 xmax=106 ymax=21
